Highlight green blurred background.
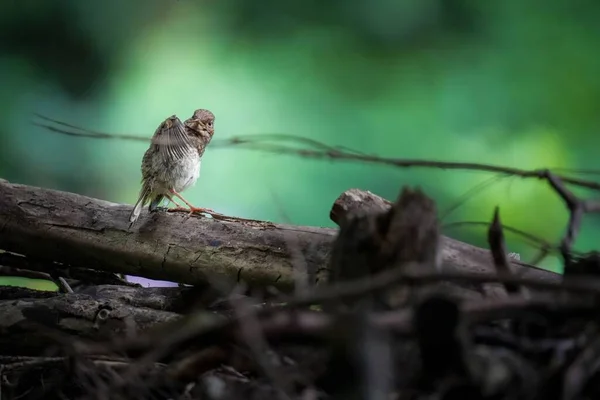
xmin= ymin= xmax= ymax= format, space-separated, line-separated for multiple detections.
xmin=2 ymin=0 xmax=600 ymax=290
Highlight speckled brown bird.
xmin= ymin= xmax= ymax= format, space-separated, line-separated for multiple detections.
xmin=129 ymin=109 xmax=215 ymax=224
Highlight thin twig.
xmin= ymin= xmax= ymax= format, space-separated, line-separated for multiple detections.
xmin=33 ymin=114 xmax=600 ymax=192
xmin=443 ymin=221 xmax=557 ymax=253
xmin=0 ymin=266 xmax=53 ymax=282
xmin=229 ymin=288 xmax=294 ymax=400
xmin=545 ymin=172 xmax=583 ymax=268
xmin=440 ymin=174 xmax=510 ymax=220
xmin=56 ymin=276 xmax=74 ymax=293
xmin=280 ymin=265 xmax=596 ymax=310
xmin=0 ymin=251 xmax=137 ymax=287
xmin=487 ymin=207 xmax=523 ymax=295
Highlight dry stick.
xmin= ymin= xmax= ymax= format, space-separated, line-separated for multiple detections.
xmin=445 ymin=220 xmax=562 ymax=268
xmin=561 ymin=331 xmax=600 ymax=400
xmin=0 ymin=252 xmax=74 ymax=293
xmin=546 ymin=172 xmax=582 ymax=265
xmin=55 ymin=276 xmax=74 ymax=293
xmin=281 ymin=265 xmax=600 ymax=310
xmin=444 ymin=221 xmax=557 ymax=255
xmin=487 ymin=207 xmax=523 ymax=295
xmin=1 ymin=265 xmax=588 ymax=357
xmin=33 ymin=113 xmax=146 ymax=141
xmin=0 ymin=266 xmax=53 ymax=282
xmin=0 ymin=252 xmax=69 ymax=291
xmin=229 ymin=291 xmax=294 ymax=400
xmin=33 ymin=114 xmax=600 ymax=192
xmin=544 ymin=172 xmax=596 ymax=269
xmin=447 ymin=220 xmax=559 ymax=268
xmin=528 ymin=248 xmax=553 ymax=268
xmin=197 ymin=267 xmax=295 ymax=399
xmin=0 ymin=356 xmax=138 ymax=372
xmin=288 ymin=295 xmax=588 ymax=337
xmin=0 ymin=251 xmax=135 ymax=288
xmin=375 ymin=295 xmax=597 ymax=333
xmin=97 ymin=293 xmax=596 ymax=360
xmin=439 ymin=174 xmax=510 ymax=220
xmin=98 ymin=313 xmax=224 ymax=399
xmin=228 ymin=143 xmax=600 ymax=192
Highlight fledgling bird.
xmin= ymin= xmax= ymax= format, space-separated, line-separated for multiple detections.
xmin=129 ymin=109 xmax=215 ymax=224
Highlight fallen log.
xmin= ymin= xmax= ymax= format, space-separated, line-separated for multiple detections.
xmin=0 ymin=285 xmax=184 ymax=355
xmin=0 ymin=179 xmax=331 ymax=291
xmin=0 ymin=180 xmax=560 ymax=291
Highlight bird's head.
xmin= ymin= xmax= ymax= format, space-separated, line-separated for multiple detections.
xmin=185 ymin=109 xmax=215 ymax=143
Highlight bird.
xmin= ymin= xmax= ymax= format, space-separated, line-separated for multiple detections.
xmin=129 ymin=109 xmax=215 ymax=224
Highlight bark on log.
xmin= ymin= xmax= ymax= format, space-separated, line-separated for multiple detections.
xmin=0 ymin=179 xmax=332 ymax=291
xmin=0 ymin=180 xmax=561 ymax=291
xmin=0 ymin=285 xmax=185 ymax=355
xmin=0 ymin=180 xmax=575 ymax=400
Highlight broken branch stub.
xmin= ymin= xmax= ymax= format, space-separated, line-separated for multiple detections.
xmin=328 ymin=187 xmax=442 ymax=308
xmin=330 ymin=188 xmax=562 ymax=290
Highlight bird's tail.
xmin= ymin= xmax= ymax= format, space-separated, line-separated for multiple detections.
xmin=129 ymin=185 xmax=151 ymax=225
xmin=129 ymin=198 xmax=144 ymax=224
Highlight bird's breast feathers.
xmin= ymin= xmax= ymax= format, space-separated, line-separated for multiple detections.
xmin=170 ymin=156 xmax=201 ymax=192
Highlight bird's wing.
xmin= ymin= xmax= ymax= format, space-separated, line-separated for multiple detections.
xmin=151 ymin=115 xmax=195 ymax=163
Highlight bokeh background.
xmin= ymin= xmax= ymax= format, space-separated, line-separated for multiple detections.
xmin=2 ymin=0 xmax=600 ymax=290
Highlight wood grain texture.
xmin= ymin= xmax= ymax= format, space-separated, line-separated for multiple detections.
xmin=0 ymin=180 xmax=561 ymax=292
xmin=0 ymin=179 xmax=332 ymax=291
xmin=0 ymin=285 xmax=185 ymax=355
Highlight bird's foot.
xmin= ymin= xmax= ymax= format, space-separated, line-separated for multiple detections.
xmin=167 ymin=206 xmax=192 ymax=213
xmin=188 ymin=206 xmax=215 ymax=215
xmin=168 ymin=206 xmax=215 ymax=216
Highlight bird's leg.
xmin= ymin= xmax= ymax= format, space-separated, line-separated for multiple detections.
xmin=165 ymin=194 xmax=184 ymax=208
xmin=167 ymin=189 xmax=215 ymax=215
